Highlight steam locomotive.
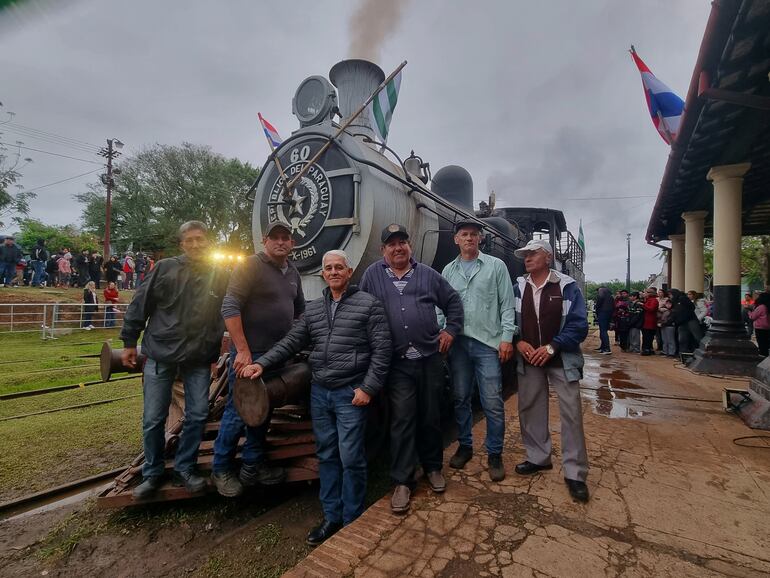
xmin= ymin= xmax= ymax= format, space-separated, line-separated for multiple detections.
xmin=249 ymin=59 xmax=584 ymax=296
xmin=98 ymin=59 xmax=584 ymax=507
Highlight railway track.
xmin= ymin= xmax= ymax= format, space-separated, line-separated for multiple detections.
xmin=0 ymin=468 xmax=125 ymax=522
xmin=0 ymin=374 xmax=140 ymax=401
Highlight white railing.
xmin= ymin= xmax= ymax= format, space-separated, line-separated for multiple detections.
xmin=0 ymin=302 xmax=130 ymax=339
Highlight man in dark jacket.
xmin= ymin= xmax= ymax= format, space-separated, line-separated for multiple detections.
xmin=89 ymin=252 xmax=103 ymax=289
xmin=0 ymin=235 xmax=22 ymax=287
xmin=30 ymin=238 xmax=49 ymax=287
xmin=211 ymin=222 xmax=305 ymax=497
xmin=359 ymin=224 xmax=463 ymax=513
xmin=595 ymin=287 xmax=614 ymax=354
xmin=244 ymin=250 xmax=391 ymax=546
xmin=74 ymin=249 xmax=90 ymax=287
xmin=121 ymin=221 xmax=229 ymax=499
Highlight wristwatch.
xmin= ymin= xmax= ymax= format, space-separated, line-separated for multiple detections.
xmin=545 ymin=344 xmax=555 ymax=356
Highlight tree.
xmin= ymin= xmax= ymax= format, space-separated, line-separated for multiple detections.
xmin=703 ymin=236 xmax=770 ymax=287
xmin=15 ymin=219 xmax=99 ymax=254
xmin=0 ymin=141 xmax=35 ymax=228
xmin=584 ymin=279 xmax=649 ymax=302
xmin=76 ymin=143 xmax=259 ymax=255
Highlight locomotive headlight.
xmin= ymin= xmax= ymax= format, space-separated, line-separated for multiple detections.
xmin=292 ymin=75 xmax=337 ymax=127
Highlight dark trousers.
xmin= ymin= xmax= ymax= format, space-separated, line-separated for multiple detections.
xmin=641 ymin=328 xmax=656 ymax=353
xmin=597 ymin=312 xmax=612 ymax=352
xmin=388 ymin=353 xmax=444 ymax=487
xmin=617 ymin=330 xmax=629 ymax=351
xmin=756 ymin=328 xmax=769 ymax=357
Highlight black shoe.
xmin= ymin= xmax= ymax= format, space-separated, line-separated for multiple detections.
xmin=488 ymin=454 xmax=505 ymax=482
xmin=514 ymin=461 xmax=553 ymax=476
xmin=449 ymin=445 xmax=473 ymax=469
xmin=565 ymin=478 xmax=589 ymax=502
xmin=306 ymin=519 xmax=342 ymax=546
xmin=240 ymin=462 xmax=286 ymax=486
xmin=132 ymin=475 xmax=164 ymax=500
xmin=172 ymin=470 xmax=208 ymax=493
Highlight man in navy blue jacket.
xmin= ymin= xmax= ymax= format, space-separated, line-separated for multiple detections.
xmin=511 ymin=239 xmax=591 ymax=503
xmin=360 ymin=224 xmax=463 ymax=514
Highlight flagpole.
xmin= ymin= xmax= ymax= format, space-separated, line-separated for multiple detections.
xmin=286 ymin=60 xmax=408 ymax=191
xmin=259 ymin=113 xmax=294 ymax=201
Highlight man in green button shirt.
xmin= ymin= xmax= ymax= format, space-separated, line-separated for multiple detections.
xmin=440 ymin=219 xmax=516 ymax=481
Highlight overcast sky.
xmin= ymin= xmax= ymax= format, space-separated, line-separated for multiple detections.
xmin=0 ymin=0 xmax=712 ymax=281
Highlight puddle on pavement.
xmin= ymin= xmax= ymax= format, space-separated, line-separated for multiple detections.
xmin=582 ymin=368 xmax=653 ymax=419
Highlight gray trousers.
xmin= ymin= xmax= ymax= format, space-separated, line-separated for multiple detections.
xmin=517 ymin=364 xmax=589 ymax=482
xmin=628 ymin=328 xmax=641 ymax=353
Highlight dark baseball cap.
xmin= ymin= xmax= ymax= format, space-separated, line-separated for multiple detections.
xmin=381 ymin=223 xmax=409 ymax=243
xmin=453 ymin=218 xmax=483 ymax=233
xmin=264 ymin=221 xmax=292 ymax=237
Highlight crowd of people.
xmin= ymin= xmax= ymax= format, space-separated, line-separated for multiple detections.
xmin=120 ymin=220 xmax=590 ymax=547
xmin=594 ymin=285 xmax=770 ymax=358
xmin=0 ymin=235 xmax=154 ymax=290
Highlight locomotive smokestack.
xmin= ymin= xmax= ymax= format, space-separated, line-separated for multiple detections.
xmin=329 ymin=59 xmax=385 ymax=141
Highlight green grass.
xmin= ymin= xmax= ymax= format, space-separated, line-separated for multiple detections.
xmin=0 ymin=395 xmax=143 ymax=501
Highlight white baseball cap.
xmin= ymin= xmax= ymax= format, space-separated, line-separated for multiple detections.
xmin=514 ymin=239 xmax=553 ymax=259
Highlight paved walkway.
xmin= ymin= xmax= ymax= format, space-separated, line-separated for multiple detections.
xmin=284 ymin=334 xmax=770 ymax=577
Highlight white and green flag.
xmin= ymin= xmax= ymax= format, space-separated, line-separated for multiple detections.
xmin=578 ymin=219 xmax=585 ymax=252
xmin=370 ymin=71 xmax=402 ymax=143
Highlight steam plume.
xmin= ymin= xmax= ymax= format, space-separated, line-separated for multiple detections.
xmin=348 ymin=0 xmax=409 ymax=62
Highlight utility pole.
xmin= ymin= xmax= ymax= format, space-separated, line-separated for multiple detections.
xmin=98 ymin=138 xmax=123 ymax=259
xmin=626 ymin=233 xmax=631 ymax=291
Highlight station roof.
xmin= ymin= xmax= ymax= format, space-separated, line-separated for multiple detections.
xmin=646 ymin=0 xmax=770 ymax=243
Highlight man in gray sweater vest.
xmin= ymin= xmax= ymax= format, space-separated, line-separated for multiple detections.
xmin=360 ymin=224 xmax=463 ymax=514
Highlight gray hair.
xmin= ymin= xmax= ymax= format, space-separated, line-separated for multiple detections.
xmin=178 ymin=220 xmax=208 ymax=240
xmin=322 ymin=250 xmax=352 ymax=268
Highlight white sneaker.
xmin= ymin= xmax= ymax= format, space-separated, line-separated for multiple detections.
xmin=87 ymin=325 xmax=95 ymax=330
xmin=84 ymin=326 xmax=93 ymax=331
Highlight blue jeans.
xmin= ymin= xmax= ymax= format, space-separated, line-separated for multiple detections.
xmin=31 ymin=260 xmax=45 ymax=286
xmin=597 ymin=311 xmax=612 ymax=352
xmin=1 ymin=262 xmax=16 ymax=285
xmin=311 ymin=383 xmax=368 ymax=525
xmin=449 ymin=336 xmax=505 ymax=455
xmin=212 ymin=348 xmax=269 ymax=472
xmin=142 ymin=357 xmax=210 ymax=477
xmin=105 ymin=307 xmax=116 ymax=327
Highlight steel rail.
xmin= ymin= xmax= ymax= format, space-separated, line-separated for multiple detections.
xmin=0 ymin=393 xmax=142 ymax=422
xmin=0 ymin=374 xmax=140 ymax=401
xmin=0 ymin=467 xmax=125 ymax=520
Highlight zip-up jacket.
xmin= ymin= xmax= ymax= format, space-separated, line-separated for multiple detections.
xmin=121 ymin=255 xmax=230 ymax=364
xmin=256 ymin=285 xmax=392 ymax=397
xmin=514 ymin=271 xmax=588 ymax=382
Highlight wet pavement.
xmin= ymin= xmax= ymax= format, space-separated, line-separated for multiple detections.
xmin=285 ymin=331 xmax=770 ymax=577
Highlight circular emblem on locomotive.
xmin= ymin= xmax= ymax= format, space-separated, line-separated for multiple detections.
xmin=259 ymin=137 xmax=358 ymax=273
xmin=267 ymin=162 xmax=332 ymax=248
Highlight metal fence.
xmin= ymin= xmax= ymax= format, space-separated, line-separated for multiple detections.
xmin=0 ymin=302 xmax=130 ymax=339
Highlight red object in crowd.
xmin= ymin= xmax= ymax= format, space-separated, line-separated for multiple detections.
xmin=103 ymin=287 xmax=120 ymax=304
xmin=642 ymin=296 xmax=659 ymax=330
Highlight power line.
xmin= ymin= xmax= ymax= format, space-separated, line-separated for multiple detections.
xmin=0 ymin=141 xmax=103 ymax=165
xmin=1 ymin=125 xmax=101 ymax=155
xmin=22 ymin=168 xmax=102 ymax=193
xmin=2 ymin=122 xmax=101 ymax=150
xmin=565 ymin=195 xmax=657 ymax=200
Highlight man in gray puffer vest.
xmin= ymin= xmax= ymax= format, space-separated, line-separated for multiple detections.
xmin=244 ymin=250 xmax=391 ymax=547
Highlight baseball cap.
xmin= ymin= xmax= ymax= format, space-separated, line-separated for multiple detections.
xmin=513 ymin=239 xmax=554 ymax=259
xmin=264 ymin=221 xmax=292 ymax=237
xmin=381 ymin=223 xmax=409 ymax=243
xmin=453 ymin=218 xmax=484 ymax=233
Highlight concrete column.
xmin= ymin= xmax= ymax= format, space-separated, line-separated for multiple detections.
xmin=682 ymin=211 xmax=708 ymax=293
xmin=669 ymin=234 xmax=685 ymax=290
xmin=690 ymin=162 xmax=761 ymax=376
